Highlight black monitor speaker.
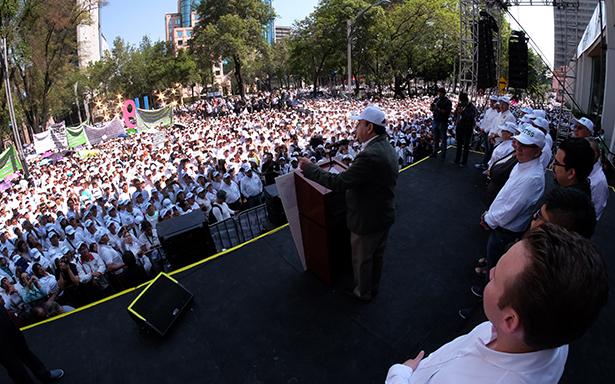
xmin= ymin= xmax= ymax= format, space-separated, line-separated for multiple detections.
xmin=127 ymin=273 xmax=193 ymax=336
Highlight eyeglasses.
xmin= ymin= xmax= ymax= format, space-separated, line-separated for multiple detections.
xmin=532 ymin=208 xmax=544 ymax=221
xmin=552 ymin=159 xmax=566 ymax=168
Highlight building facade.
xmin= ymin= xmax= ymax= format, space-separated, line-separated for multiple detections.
xmin=553 ymin=0 xmax=598 ymax=69
xmin=275 ymin=26 xmax=292 ymax=43
xmin=165 ymin=0 xmax=201 ymax=51
xmin=263 ymin=0 xmax=275 ymax=45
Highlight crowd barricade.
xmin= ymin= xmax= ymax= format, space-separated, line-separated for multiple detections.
xmin=208 ymin=203 xmax=272 ymax=251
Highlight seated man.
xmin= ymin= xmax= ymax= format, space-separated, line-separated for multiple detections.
xmin=387 ymin=223 xmax=608 ymax=384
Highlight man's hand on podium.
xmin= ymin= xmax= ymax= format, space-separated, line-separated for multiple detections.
xmin=297 ymin=157 xmax=311 ymax=171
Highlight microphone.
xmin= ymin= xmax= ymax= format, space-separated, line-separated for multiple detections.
xmin=329 ymin=139 xmax=350 ymax=148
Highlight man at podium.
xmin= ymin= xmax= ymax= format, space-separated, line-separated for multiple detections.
xmin=298 ymin=105 xmax=398 ymax=301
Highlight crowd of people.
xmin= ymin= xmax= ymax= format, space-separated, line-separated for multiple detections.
xmin=1 ymin=91 xmax=449 ymax=326
xmin=0 ymin=85 xmax=611 ymax=383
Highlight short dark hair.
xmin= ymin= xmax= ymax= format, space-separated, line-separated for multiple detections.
xmin=498 ymin=223 xmax=608 ymax=350
xmin=559 ymin=138 xmax=594 ymax=183
xmin=372 ymin=124 xmax=386 ymax=135
xmin=543 ymin=187 xmax=596 ymax=238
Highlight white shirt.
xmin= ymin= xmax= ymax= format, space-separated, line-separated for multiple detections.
xmin=487 ymin=140 xmax=513 ymax=169
xmin=77 ymin=253 xmax=107 ymax=283
xmin=385 ymin=322 xmax=567 ymax=384
xmin=211 ymin=202 xmax=233 ymax=222
xmin=540 ymin=140 xmax=553 ymax=169
xmin=589 ymin=160 xmax=609 ymax=220
xmin=98 ymin=244 xmax=124 ymax=273
xmin=480 ymin=108 xmax=499 ymax=134
xmin=220 ymin=181 xmax=241 ymax=204
xmin=240 ymin=174 xmax=263 ymax=198
xmin=485 ymin=158 xmax=545 ymax=232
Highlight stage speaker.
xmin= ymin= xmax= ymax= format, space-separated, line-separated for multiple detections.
xmin=157 ymin=210 xmax=217 ymax=269
xmin=263 ymin=184 xmax=287 ymax=227
xmin=128 ymin=273 xmax=193 ymax=336
xmin=477 ymin=12 xmax=497 ymax=90
xmin=508 ymin=31 xmax=529 ymax=89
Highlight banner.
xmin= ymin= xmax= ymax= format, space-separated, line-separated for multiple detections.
xmin=84 ymin=116 xmax=126 ymax=145
xmin=66 ymin=123 xmax=89 ymax=149
xmin=49 ymin=122 xmax=68 ymax=151
xmin=0 ymin=145 xmax=23 ymax=181
xmin=136 ymin=106 xmax=173 ymax=130
xmin=33 ymin=131 xmax=56 ymax=154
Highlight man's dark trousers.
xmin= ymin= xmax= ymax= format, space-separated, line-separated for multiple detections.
xmin=1 ymin=311 xmax=51 ymax=384
xmin=432 ymin=120 xmax=448 ymax=159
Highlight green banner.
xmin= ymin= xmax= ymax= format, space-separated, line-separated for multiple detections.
xmin=136 ymin=106 xmax=173 ymax=130
xmin=66 ymin=123 xmax=89 ymax=148
xmin=0 ymin=144 xmax=23 ymax=180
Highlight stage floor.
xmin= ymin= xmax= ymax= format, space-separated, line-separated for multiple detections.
xmin=3 ymin=153 xmax=614 ymax=383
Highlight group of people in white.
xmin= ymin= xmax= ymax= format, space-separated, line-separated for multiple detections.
xmin=0 ymin=92 xmax=440 ymax=326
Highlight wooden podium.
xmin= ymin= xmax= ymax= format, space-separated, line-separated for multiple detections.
xmin=295 ymin=160 xmax=351 ymax=284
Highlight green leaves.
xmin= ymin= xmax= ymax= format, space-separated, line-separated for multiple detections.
xmin=190 ymin=0 xmax=275 ymax=98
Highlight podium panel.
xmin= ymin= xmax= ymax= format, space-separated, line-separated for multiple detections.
xmin=295 ymin=160 xmax=351 ymax=284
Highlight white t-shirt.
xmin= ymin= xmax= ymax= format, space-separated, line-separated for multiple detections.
xmin=385 ymin=322 xmax=567 ymax=384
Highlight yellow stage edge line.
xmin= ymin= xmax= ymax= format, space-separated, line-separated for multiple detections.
xmin=20 ymin=223 xmax=289 ymax=331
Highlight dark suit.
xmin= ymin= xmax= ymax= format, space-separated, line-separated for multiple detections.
xmin=0 ymin=309 xmax=51 ymax=383
xmin=303 ymin=134 xmax=398 ymax=298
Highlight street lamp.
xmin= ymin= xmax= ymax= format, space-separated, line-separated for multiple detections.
xmin=347 ymin=0 xmax=390 ymax=94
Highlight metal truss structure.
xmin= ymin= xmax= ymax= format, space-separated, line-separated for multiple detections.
xmin=458 ymin=0 xmax=583 ymax=141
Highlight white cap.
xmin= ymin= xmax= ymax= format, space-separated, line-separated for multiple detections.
xmin=499 ymin=96 xmax=511 ymax=104
xmin=65 ymin=226 xmax=76 ymax=236
xmin=576 ymin=117 xmax=594 ymax=133
xmin=532 ymin=117 xmax=550 ymax=132
xmin=489 ymin=95 xmax=499 ymax=101
xmin=350 ymin=105 xmax=387 ymax=126
xmin=520 ymin=106 xmax=533 ymax=114
xmin=513 ymin=125 xmax=545 ymax=149
xmin=499 ymin=122 xmax=518 ymax=134
xmin=531 ymin=109 xmax=546 ymax=119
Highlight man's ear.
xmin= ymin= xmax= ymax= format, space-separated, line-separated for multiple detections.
xmin=500 ymin=306 xmax=522 ymax=335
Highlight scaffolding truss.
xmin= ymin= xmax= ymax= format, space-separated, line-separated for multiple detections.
xmin=458 ymin=0 xmax=583 ymax=141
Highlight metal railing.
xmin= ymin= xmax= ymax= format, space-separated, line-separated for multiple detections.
xmin=208 ymin=203 xmax=273 ymax=251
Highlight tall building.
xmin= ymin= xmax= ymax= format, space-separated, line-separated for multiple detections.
xmin=263 ymin=0 xmax=275 ymax=45
xmin=165 ymin=0 xmax=201 ymax=51
xmin=275 ymin=26 xmax=292 ymax=43
xmin=76 ymin=0 xmax=104 ymax=68
xmin=553 ymin=0 xmax=597 ymax=69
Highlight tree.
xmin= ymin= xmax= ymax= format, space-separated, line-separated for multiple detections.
xmin=190 ymin=0 xmax=275 ymax=99
xmin=4 ymin=0 xmax=95 ymax=132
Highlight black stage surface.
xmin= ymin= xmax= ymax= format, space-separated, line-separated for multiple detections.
xmin=3 ymin=152 xmax=614 ymax=383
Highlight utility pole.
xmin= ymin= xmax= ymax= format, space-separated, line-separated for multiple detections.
xmin=1 ymin=36 xmax=29 ymax=179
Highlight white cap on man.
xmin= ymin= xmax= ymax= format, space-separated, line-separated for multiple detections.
xmin=532 ymin=117 xmax=550 ymax=132
xmin=499 ymin=96 xmax=511 ymax=105
xmin=500 ymin=122 xmax=519 ymax=134
xmin=576 ymin=117 xmax=594 ymax=134
xmin=513 ymin=125 xmax=546 ymax=149
xmin=350 ymin=105 xmax=387 ymax=126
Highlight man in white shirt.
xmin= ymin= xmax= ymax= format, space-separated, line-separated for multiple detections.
xmin=475 ymin=96 xmax=499 ymax=169
xmin=585 ymin=139 xmax=609 ymax=220
xmin=210 ymin=190 xmax=234 ymax=223
xmin=487 ymin=122 xmax=517 ymax=170
xmin=240 ymin=167 xmax=263 ymax=208
xmin=386 ymin=224 xmax=608 ymax=384
xmin=477 ymin=126 xmax=545 ymax=297
xmin=219 ymin=173 xmax=241 ymax=210
xmin=573 ymin=118 xmax=609 ymax=220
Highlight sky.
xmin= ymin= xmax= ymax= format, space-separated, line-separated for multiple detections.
xmin=100 ymin=1 xmax=554 ymax=68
